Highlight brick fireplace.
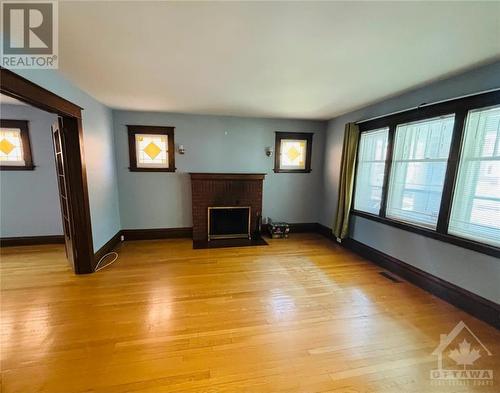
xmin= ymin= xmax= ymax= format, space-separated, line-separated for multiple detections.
xmin=190 ymin=173 xmax=266 ymax=247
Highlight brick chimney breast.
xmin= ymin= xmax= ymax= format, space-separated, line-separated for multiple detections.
xmin=189 ymin=173 xmax=266 ymax=242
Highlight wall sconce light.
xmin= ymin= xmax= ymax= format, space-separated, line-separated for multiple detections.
xmin=177 ymin=144 xmax=186 ymax=155
xmin=265 ymin=146 xmax=273 ymax=157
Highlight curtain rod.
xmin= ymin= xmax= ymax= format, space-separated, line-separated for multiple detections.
xmin=355 ymin=87 xmax=500 ymax=125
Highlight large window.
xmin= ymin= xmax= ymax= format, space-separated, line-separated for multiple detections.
xmin=449 ymin=105 xmax=500 ymax=247
xmin=351 ymin=90 xmax=500 ymax=257
xmin=353 ymin=127 xmax=388 ymax=214
xmin=386 ymin=115 xmax=454 ymax=228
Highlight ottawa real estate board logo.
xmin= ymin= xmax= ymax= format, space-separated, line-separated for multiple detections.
xmin=430 ymin=321 xmax=494 ymax=387
xmin=1 ymin=1 xmax=58 ymax=68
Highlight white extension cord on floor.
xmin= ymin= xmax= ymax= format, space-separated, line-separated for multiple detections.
xmin=94 ymin=252 xmax=119 ymax=272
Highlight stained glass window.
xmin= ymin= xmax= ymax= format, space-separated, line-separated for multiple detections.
xmin=280 ymin=139 xmax=307 ymax=170
xmin=275 ymin=132 xmax=313 ymax=173
xmin=135 ymin=134 xmax=169 ymax=168
xmin=0 ymin=120 xmax=33 ymax=169
xmin=127 ymin=126 xmax=175 ymax=172
xmin=0 ymin=128 xmax=24 ymax=165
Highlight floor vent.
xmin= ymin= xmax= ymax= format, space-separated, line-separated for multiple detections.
xmin=379 ymin=271 xmax=403 ymax=283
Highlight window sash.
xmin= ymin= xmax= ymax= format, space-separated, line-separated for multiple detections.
xmin=127 ymin=125 xmax=175 ymax=172
xmin=135 ymin=133 xmax=169 ymax=169
xmin=353 ymin=127 xmax=389 ymax=215
xmin=448 ymin=104 xmax=500 ymax=248
xmin=385 ymin=115 xmax=455 ymax=229
xmin=274 ymin=132 xmax=313 ymax=173
xmin=279 ymin=139 xmax=307 ymax=170
xmin=0 ymin=120 xmax=33 ymax=170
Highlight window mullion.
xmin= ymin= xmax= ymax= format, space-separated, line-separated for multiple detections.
xmin=379 ymin=125 xmax=395 ymax=218
xmin=436 ymin=110 xmax=467 ymax=234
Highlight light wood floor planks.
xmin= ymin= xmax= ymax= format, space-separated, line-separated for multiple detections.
xmin=1 ymin=234 xmax=499 ymax=392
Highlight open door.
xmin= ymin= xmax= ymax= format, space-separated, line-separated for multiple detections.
xmin=2 ymin=68 xmax=95 ymax=274
xmin=52 ymin=117 xmax=76 ymax=270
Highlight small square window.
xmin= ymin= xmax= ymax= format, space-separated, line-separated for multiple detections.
xmin=0 ymin=120 xmax=34 ymax=170
xmin=274 ymin=132 xmax=313 ymax=173
xmin=127 ymin=125 xmax=175 ymax=172
xmin=136 ymin=134 xmax=169 ymax=168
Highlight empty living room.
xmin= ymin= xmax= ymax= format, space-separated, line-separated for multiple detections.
xmin=1 ymin=1 xmax=499 ymax=392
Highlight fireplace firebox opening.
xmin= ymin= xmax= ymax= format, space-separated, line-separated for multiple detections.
xmin=208 ymin=207 xmax=251 ymax=241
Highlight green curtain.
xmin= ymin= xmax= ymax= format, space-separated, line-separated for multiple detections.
xmin=333 ymin=122 xmax=360 ymax=240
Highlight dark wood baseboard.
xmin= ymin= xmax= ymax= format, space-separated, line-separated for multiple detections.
xmin=342 ymin=238 xmax=500 ymax=329
xmin=0 ymin=235 xmax=65 ymax=247
xmin=316 ymin=223 xmax=335 ymax=240
xmin=93 ymin=231 xmax=122 ymax=270
xmin=122 ymin=223 xmax=316 ymax=243
xmin=122 ymin=227 xmax=193 ymax=241
xmin=289 ymin=222 xmax=320 ymax=233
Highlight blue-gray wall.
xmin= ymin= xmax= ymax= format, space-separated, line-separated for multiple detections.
xmin=0 ymin=104 xmax=62 ymax=237
xmin=322 ymin=61 xmax=500 ymax=303
xmin=11 ymin=70 xmax=121 ymax=252
xmin=113 ymin=110 xmax=327 ymax=229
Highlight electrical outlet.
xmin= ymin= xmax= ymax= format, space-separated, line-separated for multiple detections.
xmin=120 ymin=235 xmax=125 ymax=242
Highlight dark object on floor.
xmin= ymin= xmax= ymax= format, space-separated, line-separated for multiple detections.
xmin=193 ymin=237 xmax=268 ymax=249
xmin=268 ymin=219 xmax=290 ymax=239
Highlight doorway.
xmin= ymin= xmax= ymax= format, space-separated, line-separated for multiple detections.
xmin=0 ymin=69 xmax=94 ymax=274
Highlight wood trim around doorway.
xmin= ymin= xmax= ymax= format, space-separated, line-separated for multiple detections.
xmin=0 ymin=68 xmax=95 ymax=274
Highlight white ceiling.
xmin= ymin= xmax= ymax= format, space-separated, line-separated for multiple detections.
xmin=0 ymin=94 xmax=29 ymax=106
xmin=58 ymin=1 xmax=500 ymax=120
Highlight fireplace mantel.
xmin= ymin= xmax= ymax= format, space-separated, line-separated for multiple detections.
xmin=189 ymin=173 xmax=266 ymax=181
xmin=189 ymin=173 xmax=266 ymax=246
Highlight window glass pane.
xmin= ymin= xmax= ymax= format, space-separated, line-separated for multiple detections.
xmin=449 ymin=105 xmax=500 ymax=247
xmin=0 ymin=127 xmax=25 ymax=166
xmin=353 ymin=127 xmax=389 ymax=214
xmin=280 ymin=139 xmax=307 ymax=170
xmin=136 ymin=134 xmax=169 ymax=168
xmin=386 ymin=114 xmax=454 ymax=228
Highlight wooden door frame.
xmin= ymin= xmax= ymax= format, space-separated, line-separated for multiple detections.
xmin=0 ymin=68 xmax=95 ymax=274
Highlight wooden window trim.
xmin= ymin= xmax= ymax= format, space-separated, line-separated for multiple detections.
xmin=127 ymin=125 xmax=176 ymax=172
xmin=351 ymin=210 xmax=500 ymax=258
xmin=274 ymin=131 xmax=313 ymax=173
xmin=352 ymin=89 xmax=500 ymax=258
xmin=0 ymin=119 xmax=34 ymax=170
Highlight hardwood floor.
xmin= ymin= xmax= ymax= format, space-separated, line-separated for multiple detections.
xmin=1 ymin=234 xmax=499 ymax=392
